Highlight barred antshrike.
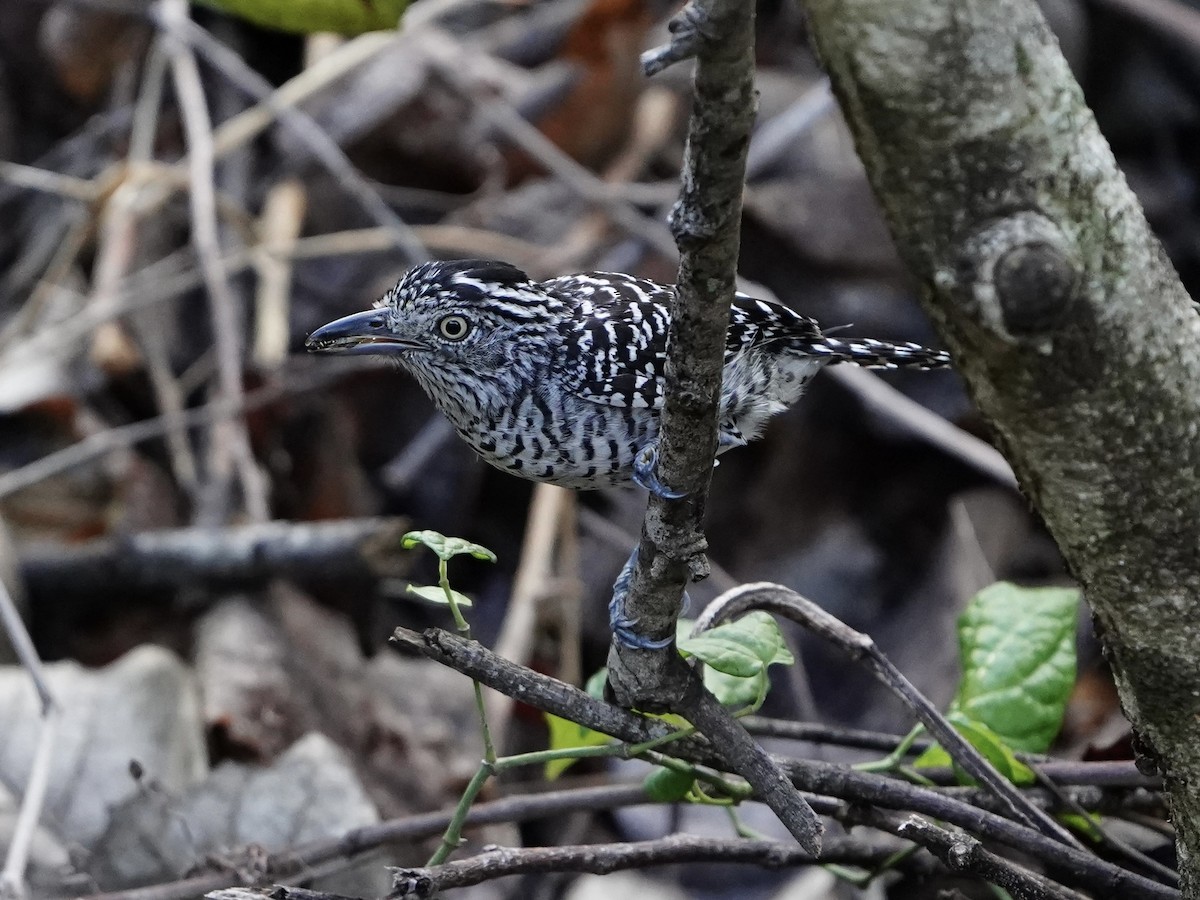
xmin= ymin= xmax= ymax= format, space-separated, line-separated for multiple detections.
xmin=307 ymin=259 xmax=951 ymax=646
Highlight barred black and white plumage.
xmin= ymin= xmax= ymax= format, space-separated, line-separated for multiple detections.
xmin=306 ymin=259 xmax=951 ymax=490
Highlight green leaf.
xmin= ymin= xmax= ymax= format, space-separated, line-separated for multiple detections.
xmin=952 ymin=582 xmax=1079 ymax=753
xmin=543 ymin=714 xmax=613 ymax=780
xmin=401 ymin=530 xmax=497 ymax=563
xmin=643 ymin=767 xmax=695 ymax=802
xmin=1058 ymin=812 xmax=1105 ymax=842
xmin=194 ymin=0 xmax=406 ymax=35
xmin=677 ymin=612 xmax=793 ymax=708
xmin=406 ymin=584 xmax=473 ymax=608
xmin=584 ymin=668 xmax=608 ymax=701
xmin=914 ymin=714 xmax=1035 ymax=785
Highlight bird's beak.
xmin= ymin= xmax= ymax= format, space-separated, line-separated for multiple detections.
xmin=305 ymin=310 xmax=427 ymax=355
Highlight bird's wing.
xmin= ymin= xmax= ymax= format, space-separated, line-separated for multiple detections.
xmin=551 ymin=274 xmax=822 ymax=409
xmin=550 ymin=273 xmax=672 ymax=409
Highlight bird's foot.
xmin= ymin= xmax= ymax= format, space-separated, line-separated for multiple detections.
xmin=633 ymin=443 xmax=686 ymax=500
xmin=608 ymin=548 xmax=674 ymax=650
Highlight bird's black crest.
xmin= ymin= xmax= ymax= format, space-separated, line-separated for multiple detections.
xmin=435 ymin=259 xmax=531 ymax=287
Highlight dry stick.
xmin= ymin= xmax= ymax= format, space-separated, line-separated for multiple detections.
xmin=386 ymin=833 xmax=903 ymax=896
xmin=693 ymin=582 xmax=1081 ymax=848
xmin=252 ymin=180 xmax=306 ymax=370
xmin=158 ymin=14 xmax=427 ymax=264
xmin=600 ymin=0 xmax=820 ymax=855
xmin=0 ymin=207 xmax=95 ymax=356
xmin=0 ymin=358 xmax=369 ymax=502
xmin=161 ymin=0 xmax=269 ymax=523
xmin=9 ymin=222 xmax=526 ymax=383
xmin=848 ymin=808 xmax=1089 ymax=900
xmin=75 ymin=784 xmax=653 ymax=900
xmin=1030 ymin=768 xmax=1180 ymax=887
xmin=829 ymin=366 xmax=1017 ymax=487
xmin=488 ymin=484 xmax=577 ymax=747
xmin=103 ymin=36 xmax=201 ymax=495
xmin=541 ymin=86 xmax=683 ymax=274
xmin=744 ymin=79 xmax=836 ymax=180
xmin=395 ymin=625 xmax=1177 ymax=899
xmin=0 ymin=161 xmax=100 ymax=202
xmin=93 ymin=177 xmax=202 ymax=493
xmin=0 ymin=577 xmax=60 ymax=899
xmin=18 ymin=517 xmax=413 ymax=593
xmin=419 ymin=30 xmax=679 ymax=262
xmin=207 ymin=833 xmax=914 ymax=900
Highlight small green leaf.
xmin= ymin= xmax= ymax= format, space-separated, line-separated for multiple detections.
xmin=1058 ymin=812 xmax=1105 ymax=842
xmin=194 ymin=0 xmax=406 ymax=35
xmin=914 ymin=714 xmax=1035 ymax=785
xmin=406 ymin=584 xmax=473 ymax=608
xmin=678 ymin=612 xmax=793 ymax=708
xmin=543 ymin=714 xmax=613 ymax=780
xmin=953 ymin=582 xmax=1079 ymax=753
xmin=704 ymin=667 xmax=767 ymax=710
xmin=643 ymin=767 xmax=695 ymax=802
xmin=584 ymin=669 xmax=608 ymax=701
xmin=678 ymin=612 xmax=793 ymax=674
xmin=401 ymin=530 xmax=496 ymax=563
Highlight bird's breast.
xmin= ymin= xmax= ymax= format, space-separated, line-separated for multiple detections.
xmin=449 ymin=390 xmax=658 ymax=489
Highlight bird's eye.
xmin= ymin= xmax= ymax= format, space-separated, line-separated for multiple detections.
xmin=438 ymin=315 xmax=470 ymax=341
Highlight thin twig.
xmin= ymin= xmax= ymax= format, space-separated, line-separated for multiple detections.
xmin=73 ymin=783 xmax=655 ymax=900
xmin=205 ymin=833 xmax=910 ymax=900
xmin=161 ymin=0 xmax=268 ymax=522
xmin=0 ymin=577 xmax=60 ymax=900
xmin=848 ymin=808 xmax=1088 ymax=900
xmin=0 ymin=358 xmax=372 ymax=502
xmin=396 ymin=625 xmax=1176 ymax=898
xmin=420 ymin=29 xmax=679 ymax=261
xmin=387 ymin=833 xmax=904 ymax=895
xmin=0 ymin=161 xmax=101 ymax=203
xmin=18 ymin=517 xmax=413 ymax=592
xmin=829 ymin=365 xmax=1017 ymax=487
xmin=488 ymin=484 xmax=577 ymax=747
xmin=252 ymin=180 xmax=306 ymax=369
xmin=695 ymin=582 xmax=1081 ymax=847
xmin=160 ymin=15 xmax=428 ymax=263
xmin=744 ymin=79 xmax=836 ymax=180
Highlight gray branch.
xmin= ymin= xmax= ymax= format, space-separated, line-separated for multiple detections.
xmin=803 ymin=0 xmax=1200 ymax=890
xmin=603 ymin=0 xmax=822 ymax=855
xmin=19 ymin=518 xmax=413 ymax=593
xmin=394 ymin=625 xmax=1176 ymax=898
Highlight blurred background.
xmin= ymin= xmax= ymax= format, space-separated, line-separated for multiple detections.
xmin=0 ymin=0 xmax=1192 ymax=896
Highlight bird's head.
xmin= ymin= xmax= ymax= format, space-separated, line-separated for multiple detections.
xmin=306 ymin=259 xmax=558 ymax=412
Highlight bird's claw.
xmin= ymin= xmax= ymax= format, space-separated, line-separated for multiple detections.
xmin=608 ymin=548 xmax=674 ymax=650
xmin=632 ymin=443 xmax=686 ymax=500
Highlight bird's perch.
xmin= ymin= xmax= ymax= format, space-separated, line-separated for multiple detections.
xmin=804 ymin=0 xmax=1200 ymax=890
xmin=605 ymin=0 xmax=823 ymax=854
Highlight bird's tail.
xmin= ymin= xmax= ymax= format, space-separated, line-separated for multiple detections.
xmin=809 ymin=337 xmax=952 ymax=370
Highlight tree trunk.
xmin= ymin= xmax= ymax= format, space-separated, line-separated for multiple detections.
xmin=804 ymin=0 xmax=1200 ymax=890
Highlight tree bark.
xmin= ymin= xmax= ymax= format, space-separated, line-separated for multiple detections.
xmin=804 ymin=0 xmax=1200 ymax=891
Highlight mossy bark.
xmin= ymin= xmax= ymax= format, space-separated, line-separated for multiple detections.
xmin=805 ymin=0 xmax=1200 ymax=890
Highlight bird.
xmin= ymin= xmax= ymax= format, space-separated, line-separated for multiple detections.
xmin=306 ymin=258 xmax=951 ymax=645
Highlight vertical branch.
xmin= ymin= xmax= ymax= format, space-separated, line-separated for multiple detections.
xmin=160 ymin=0 xmax=269 ymax=523
xmin=605 ymin=0 xmax=823 ymax=854
xmin=605 ymin=0 xmax=753 ymax=709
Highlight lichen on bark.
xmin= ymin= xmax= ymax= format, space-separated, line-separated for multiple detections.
xmin=806 ymin=0 xmax=1200 ymax=891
